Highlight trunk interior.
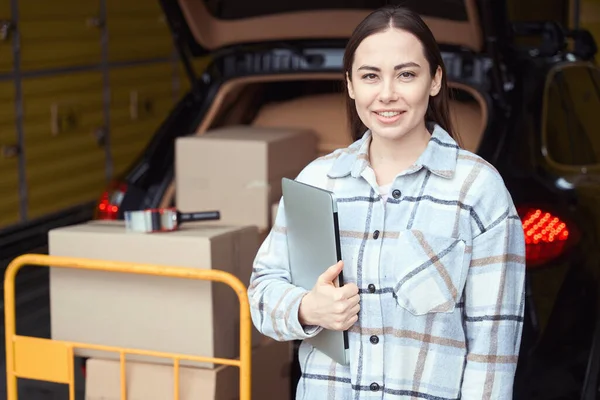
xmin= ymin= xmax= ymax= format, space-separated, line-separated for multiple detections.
xmin=160 ymin=74 xmax=488 ymax=207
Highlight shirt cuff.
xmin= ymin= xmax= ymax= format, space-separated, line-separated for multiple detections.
xmin=288 ymin=288 xmax=323 ymax=339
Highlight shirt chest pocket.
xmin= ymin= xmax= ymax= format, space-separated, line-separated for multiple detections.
xmin=392 ymin=230 xmax=469 ymax=315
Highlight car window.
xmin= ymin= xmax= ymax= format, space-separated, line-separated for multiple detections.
xmin=544 ymin=64 xmax=600 ymax=166
xmin=203 ymin=0 xmax=469 ymax=21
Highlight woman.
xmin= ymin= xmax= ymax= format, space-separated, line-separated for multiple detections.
xmin=248 ymin=5 xmax=526 ymax=400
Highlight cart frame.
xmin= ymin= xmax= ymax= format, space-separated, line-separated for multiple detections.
xmin=4 ymin=254 xmax=252 ymax=400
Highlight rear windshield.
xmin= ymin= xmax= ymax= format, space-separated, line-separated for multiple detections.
xmin=204 ymin=0 xmax=469 ymax=21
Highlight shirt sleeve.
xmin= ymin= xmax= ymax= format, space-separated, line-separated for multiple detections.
xmin=460 ymin=196 xmax=527 ymax=399
xmin=247 ymin=196 xmax=324 ymax=341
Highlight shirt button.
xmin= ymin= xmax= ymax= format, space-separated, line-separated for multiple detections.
xmin=368 ymin=284 xmax=376 ymax=293
xmin=392 ymin=189 xmax=401 ymax=199
xmin=370 ymin=335 xmax=379 ymax=344
xmin=370 ymin=382 xmax=380 ymax=392
xmin=372 ymin=230 xmax=380 ymax=239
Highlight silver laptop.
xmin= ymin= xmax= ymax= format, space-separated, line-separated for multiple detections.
xmin=281 ymin=177 xmax=349 ymax=366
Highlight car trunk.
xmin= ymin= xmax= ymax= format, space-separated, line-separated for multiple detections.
xmin=176 ymin=0 xmax=484 ymax=52
xmin=156 ymin=0 xmax=495 ymax=207
xmin=158 ymin=73 xmax=488 ymax=208
xmin=160 ymin=0 xmax=494 ymax=87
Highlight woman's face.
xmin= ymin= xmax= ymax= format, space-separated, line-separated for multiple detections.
xmin=347 ymin=28 xmax=442 ymax=141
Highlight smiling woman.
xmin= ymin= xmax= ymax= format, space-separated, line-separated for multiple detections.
xmin=247 ymin=5 xmax=526 ymax=400
xmin=342 ymin=10 xmax=457 ymax=186
xmin=343 ymin=8 xmax=455 ymax=146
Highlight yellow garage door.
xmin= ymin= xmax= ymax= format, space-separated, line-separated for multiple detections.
xmin=0 ymin=0 xmax=211 ymax=230
xmin=579 ymin=0 xmax=600 ymax=62
xmin=109 ymin=62 xmax=175 ymax=177
xmin=19 ymin=0 xmax=102 ymax=71
xmin=22 ymin=72 xmax=107 ymax=220
xmin=0 ymin=2 xmax=12 ymax=74
xmin=0 ymin=81 xmax=20 ymax=228
xmin=107 ymin=0 xmax=173 ymax=63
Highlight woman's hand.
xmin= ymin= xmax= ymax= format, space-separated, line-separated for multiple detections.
xmin=299 ymin=261 xmax=360 ymax=331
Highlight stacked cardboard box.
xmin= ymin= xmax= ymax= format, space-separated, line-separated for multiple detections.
xmin=175 ymin=125 xmax=317 ymax=239
xmin=49 ymin=221 xmax=262 ymax=368
xmin=48 ymin=125 xmax=317 ymax=399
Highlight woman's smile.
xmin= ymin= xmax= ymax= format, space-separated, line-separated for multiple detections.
xmin=373 ymin=109 xmax=406 ymax=124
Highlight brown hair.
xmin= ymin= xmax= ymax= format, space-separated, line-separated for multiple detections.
xmin=343 ymin=5 xmax=459 ymax=145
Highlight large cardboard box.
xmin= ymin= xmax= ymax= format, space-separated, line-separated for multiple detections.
xmin=176 ymin=126 xmax=317 ymax=231
xmin=85 ymin=339 xmax=292 ymax=400
xmin=49 ymin=220 xmax=261 ymax=368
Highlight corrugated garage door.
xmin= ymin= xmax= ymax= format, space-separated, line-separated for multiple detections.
xmin=0 ymin=81 xmax=19 ymax=228
xmin=0 ymin=0 xmax=210 ymax=231
xmin=21 ymin=72 xmax=107 ymax=220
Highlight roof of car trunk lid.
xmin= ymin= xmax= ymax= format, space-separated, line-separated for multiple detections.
xmin=160 ymin=0 xmax=486 ymax=56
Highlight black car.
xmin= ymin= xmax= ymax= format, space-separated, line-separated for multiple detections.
xmin=94 ymin=0 xmax=600 ymax=398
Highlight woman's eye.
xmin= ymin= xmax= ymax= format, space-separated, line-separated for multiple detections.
xmin=362 ymin=73 xmax=377 ymax=80
xmin=399 ymin=72 xmax=415 ymax=79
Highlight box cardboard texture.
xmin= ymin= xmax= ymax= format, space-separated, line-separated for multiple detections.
xmin=257 ymin=202 xmax=282 ymax=244
xmin=85 ymin=339 xmax=292 ymax=400
xmin=49 ymin=220 xmax=261 ymax=368
xmin=175 ymin=126 xmax=317 ymax=231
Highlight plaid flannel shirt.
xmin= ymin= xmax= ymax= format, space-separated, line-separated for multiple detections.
xmin=248 ymin=124 xmax=526 ymax=400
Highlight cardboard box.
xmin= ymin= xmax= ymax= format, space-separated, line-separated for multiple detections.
xmin=49 ymin=220 xmax=262 ymax=368
xmin=176 ymin=126 xmax=316 ymax=231
xmin=85 ymin=339 xmax=292 ymax=400
xmin=257 ymin=202 xmax=282 ymax=246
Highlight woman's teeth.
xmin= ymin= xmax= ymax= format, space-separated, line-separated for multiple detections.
xmin=377 ymin=111 xmax=401 ymax=117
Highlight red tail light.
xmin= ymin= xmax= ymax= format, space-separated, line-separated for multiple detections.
xmin=95 ymin=181 xmax=128 ymax=220
xmin=517 ymin=206 xmax=575 ymax=268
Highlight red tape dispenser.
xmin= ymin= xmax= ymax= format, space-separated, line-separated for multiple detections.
xmin=124 ymin=208 xmax=220 ymax=233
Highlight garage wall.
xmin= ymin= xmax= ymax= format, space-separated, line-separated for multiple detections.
xmin=506 ymin=0 xmax=600 ymax=62
xmin=577 ymin=0 xmax=600 ymax=62
xmin=0 ymin=0 xmax=209 ymax=230
xmin=506 ymin=0 xmax=570 ymax=26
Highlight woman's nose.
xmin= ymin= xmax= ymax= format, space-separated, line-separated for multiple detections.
xmin=378 ymin=80 xmax=398 ymax=103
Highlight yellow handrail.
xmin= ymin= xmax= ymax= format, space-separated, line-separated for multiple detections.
xmin=4 ymin=253 xmax=252 ymax=400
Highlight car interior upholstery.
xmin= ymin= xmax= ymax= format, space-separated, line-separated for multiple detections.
xmin=252 ymin=89 xmax=486 ymax=155
xmin=177 ymin=0 xmax=484 ymax=53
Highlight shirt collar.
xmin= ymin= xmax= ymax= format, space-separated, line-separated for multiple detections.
xmin=327 ymin=123 xmax=459 ymax=180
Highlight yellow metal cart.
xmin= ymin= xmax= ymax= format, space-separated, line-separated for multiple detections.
xmin=3 ymin=254 xmax=252 ymax=400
